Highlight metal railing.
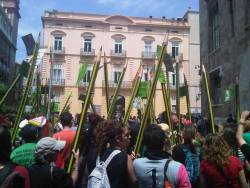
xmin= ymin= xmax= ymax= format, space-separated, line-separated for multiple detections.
xmin=78 ymin=81 xmax=90 ymax=87
xmin=50 ymin=47 xmax=65 ymax=54
xmin=102 ymin=80 xmax=132 ymax=88
xmin=110 ymin=50 xmax=126 ymax=58
xmin=80 ymin=48 xmax=95 ymax=56
xmin=51 ymin=78 xmax=65 ymax=86
xmin=141 ymin=51 xmax=156 ymax=59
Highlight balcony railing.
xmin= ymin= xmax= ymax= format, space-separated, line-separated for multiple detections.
xmin=142 ymin=51 xmax=156 ymax=59
xmin=110 ymin=50 xmax=126 ymax=58
xmin=80 ymin=49 xmax=95 ymax=56
xmin=51 ymin=78 xmax=65 ymax=86
xmin=102 ymin=80 xmax=132 ymax=88
xmin=50 ymin=47 xmax=65 ymax=54
xmin=78 ymin=81 xmax=90 ymax=87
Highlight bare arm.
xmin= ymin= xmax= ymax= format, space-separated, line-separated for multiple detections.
xmin=238 ymin=169 xmax=248 ymax=188
xmin=127 ymin=155 xmax=137 ymax=184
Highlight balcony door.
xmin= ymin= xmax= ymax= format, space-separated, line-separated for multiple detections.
xmin=144 ymin=42 xmax=152 ymax=57
xmin=84 ymin=38 xmax=92 ymax=52
xmin=53 ymin=64 xmax=64 ymax=84
xmin=115 ymin=40 xmax=122 ymax=54
xmin=54 ymin=36 xmax=63 ymax=51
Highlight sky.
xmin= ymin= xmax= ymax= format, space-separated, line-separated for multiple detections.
xmin=16 ymin=0 xmax=199 ymax=62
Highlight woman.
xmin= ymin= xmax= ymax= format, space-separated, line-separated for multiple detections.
xmin=200 ymin=134 xmax=247 ymax=188
xmin=86 ymin=120 xmax=137 ymax=188
xmin=172 ymin=125 xmax=201 ymax=188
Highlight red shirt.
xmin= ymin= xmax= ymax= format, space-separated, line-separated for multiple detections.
xmin=53 ymin=128 xmax=76 ymax=168
xmin=200 ymin=156 xmax=243 ymax=188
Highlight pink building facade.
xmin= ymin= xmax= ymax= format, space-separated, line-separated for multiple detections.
xmin=40 ymin=10 xmax=201 ymax=117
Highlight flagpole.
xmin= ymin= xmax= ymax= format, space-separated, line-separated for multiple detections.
xmin=107 ymin=61 xmax=128 ymax=120
xmin=235 ymin=77 xmax=240 ymax=123
xmin=104 ymin=53 xmax=110 ymax=113
xmin=134 ymin=43 xmax=166 ymax=156
xmin=60 ymin=92 xmax=72 ymax=115
xmin=124 ymin=67 xmax=142 ymax=125
xmin=12 ymin=35 xmax=40 ymax=143
xmin=175 ymin=56 xmax=181 ymax=136
xmin=67 ymin=47 xmax=102 ymax=174
xmin=0 ymin=74 xmax=21 ymax=107
xmin=202 ymin=64 xmax=215 ymax=133
xmin=184 ymin=74 xmax=191 ymax=120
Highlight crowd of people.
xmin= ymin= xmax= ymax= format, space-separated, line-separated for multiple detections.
xmin=1 ymin=110 xmax=250 ymax=188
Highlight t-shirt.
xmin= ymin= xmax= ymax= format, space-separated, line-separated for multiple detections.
xmin=240 ymin=144 xmax=250 ymax=162
xmin=10 ymin=143 xmax=36 ymax=167
xmin=87 ymin=148 xmax=129 ymax=188
xmin=133 ymin=158 xmax=191 ymax=188
xmin=200 ymin=156 xmax=243 ymax=188
xmin=243 ymin=132 xmax=250 ymax=145
xmin=53 ymin=128 xmax=75 ymax=168
xmin=28 ymin=163 xmax=73 ymax=188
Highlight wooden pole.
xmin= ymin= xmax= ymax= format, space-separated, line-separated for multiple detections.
xmin=103 ymin=53 xmax=109 ymax=113
xmin=184 ymin=74 xmax=192 ymax=120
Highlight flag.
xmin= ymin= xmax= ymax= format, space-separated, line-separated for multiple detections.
xmin=137 ymin=81 xmax=148 ymax=99
xmin=22 ymin=34 xmax=35 ymax=56
xmin=76 ymin=64 xmax=88 ymax=85
xmin=19 ymin=61 xmax=30 ymax=77
xmin=159 ymin=68 xmax=166 ymax=84
xmin=157 ymin=45 xmax=174 ymax=73
xmin=179 ymin=86 xmax=186 ymax=97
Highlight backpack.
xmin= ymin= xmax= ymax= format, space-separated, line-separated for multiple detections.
xmin=0 ymin=166 xmax=29 ymax=188
xmin=164 ymin=159 xmax=172 ymax=188
xmin=87 ymin=150 xmax=121 ymax=188
xmin=183 ymin=146 xmax=200 ymax=183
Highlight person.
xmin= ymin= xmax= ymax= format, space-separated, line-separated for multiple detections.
xmin=0 ymin=124 xmax=29 ymax=188
xmin=133 ymin=124 xmax=191 ymax=188
xmin=237 ymin=111 xmax=250 ymax=163
xmin=75 ymin=113 xmax=103 ymax=188
xmin=200 ymin=134 xmax=247 ymax=188
xmin=86 ymin=120 xmax=137 ymax=188
xmin=10 ymin=124 xmax=39 ymax=167
xmin=53 ymin=112 xmax=76 ymax=168
xmin=28 ymin=137 xmax=75 ymax=188
xmin=172 ymin=125 xmax=201 ymax=188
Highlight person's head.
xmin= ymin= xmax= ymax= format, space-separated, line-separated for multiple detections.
xmin=88 ymin=113 xmax=103 ymax=131
xmin=95 ymin=120 xmax=130 ymax=154
xmin=0 ymin=124 xmax=11 ymax=163
xmin=143 ymin=124 xmax=166 ymax=151
xmin=60 ymin=112 xmax=73 ymax=127
xmin=222 ymin=123 xmax=237 ymax=148
xmin=171 ymin=113 xmax=179 ymax=125
xmin=34 ymin=137 xmax=65 ymax=164
xmin=19 ymin=124 xmax=39 ymax=143
xmin=183 ymin=125 xmax=196 ymax=152
xmin=202 ymin=133 xmax=231 ymax=168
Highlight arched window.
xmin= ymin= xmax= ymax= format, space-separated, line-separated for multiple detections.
xmin=51 ymin=30 xmax=66 ymax=51
xmin=81 ymin=32 xmax=95 ymax=53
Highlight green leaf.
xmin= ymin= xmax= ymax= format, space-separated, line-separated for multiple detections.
xmin=76 ymin=64 xmax=88 ymax=85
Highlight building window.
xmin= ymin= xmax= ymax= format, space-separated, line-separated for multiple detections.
xmin=209 ymin=68 xmax=222 ymax=105
xmin=171 ymin=42 xmax=179 ymax=58
xmin=144 ymin=41 xmax=152 ymax=57
xmin=142 ymin=66 xmax=149 ymax=81
xmin=83 ymin=64 xmax=93 ymax=83
xmin=84 ymin=38 xmax=92 ymax=52
xmin=172 ymin=73 xmax=176 ymax=86
xmin=53 ymin=64 xmax=64 ymax=84
xmin=54 ymin=36 xmax=63 ymax=50
xmin=209 ymin=1 xmax=220 ymax=51
xmin=114 ymin=40 xmax=122 ymax=53
xmin=114 ymin=71 xmax=121 ymax=84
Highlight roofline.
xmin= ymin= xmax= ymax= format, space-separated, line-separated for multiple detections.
xmin=183 ymin=10 xmax=199 ymax=18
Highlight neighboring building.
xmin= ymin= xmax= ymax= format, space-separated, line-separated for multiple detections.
xmin=200 ymin=0 xmax=250 ymax=121
xmin=0 ymin=0 xmax=20 ymax=83
xmin=40 ymin=10 xmax=200 ymax=117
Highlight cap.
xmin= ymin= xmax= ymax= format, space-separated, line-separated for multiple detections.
xmin=35 ymin=137 xmax=66 ymax=156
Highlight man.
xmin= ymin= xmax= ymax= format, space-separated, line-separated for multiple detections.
xmin=53 ymin=112 xmax=75 ymax=168
xmin=10 ymin=124 xmax=39 ymax=167
xmin=28 ymin=137 xmax=74 ymax=188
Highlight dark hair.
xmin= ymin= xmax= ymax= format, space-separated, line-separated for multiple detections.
xmin=143 ymin=124 xmax=166 ymax=151
xmin=19 ymin=124 xmax=39 ymax=143
xmin=183 ymin=125 xmax=196 ymax=153
xmin=95 ymin=120 xmax=124 ymax=154
xmin=60 ymin=112 xmax=73 ymax=127
xmin=222 ymin=123 xmax=237 ymax=148
xmin=0 ymin=124 xmax=11 ymax=163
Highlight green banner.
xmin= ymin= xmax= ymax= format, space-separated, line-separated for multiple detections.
xmin=76 ymin=63 xmax=88 ymax=85
xmin=137 ymin=81 xmax=148 ymax=99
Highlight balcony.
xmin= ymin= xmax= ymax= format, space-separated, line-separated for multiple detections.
xmin=80 ymin=49 xmax=95 ymax=56
xmin=50 ymin=47 xmax=65 ymax=55
xmin=142 ymin=51 xmax=156 ymax=59
xmin=110 ymin=50 xmax=126 ymax=58
xmin=51 ymin=78 xmax=65 ymax=86
xmin=102 ymin=80 xmax=132 ymax=88
xmin=78 ymin=81 xmax=90 ymax=87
